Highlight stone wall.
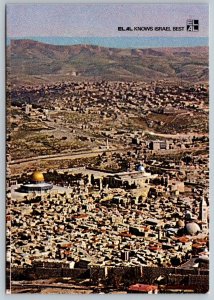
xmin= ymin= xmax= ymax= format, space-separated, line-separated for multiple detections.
xmin=10 ymin=267 xmax=89 ymax=281
xmin=8 ymin=265 xmax=209 ymax=291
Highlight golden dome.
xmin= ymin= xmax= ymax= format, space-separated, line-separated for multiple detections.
xmin=31 ymin=171 xmax=44 ymax=182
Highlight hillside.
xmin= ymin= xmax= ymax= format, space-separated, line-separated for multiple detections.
xmin=7 ymin=39 xmax=209 ymax=85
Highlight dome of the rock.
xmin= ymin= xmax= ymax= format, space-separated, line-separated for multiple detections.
xmin=31 ymin=171 xmax=45 ymax=182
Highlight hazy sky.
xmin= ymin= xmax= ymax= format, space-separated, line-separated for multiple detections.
xmin=7 ymin=4 xmax=209 ymax=38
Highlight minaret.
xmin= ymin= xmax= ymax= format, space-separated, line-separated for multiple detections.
xmin=199 ymin=197 xmax=208 ymax=231
xmin=200 ymin=197 xmax=207 ymax=221
xmin=106 ymin=138 xmax=109 ymax=150
xmin=158 ymin=227 xmax=162 ymax=241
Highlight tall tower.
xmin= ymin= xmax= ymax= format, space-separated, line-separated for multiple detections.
xmin=199 ymin=197 xmax=208 ymax=231
xmin=200 ymin=197 xmax=207 ymax=222
xmin=106 ymin=138 xmax=109 ymax=150
xmin=25 ymin=103 xmax=32 ymax=114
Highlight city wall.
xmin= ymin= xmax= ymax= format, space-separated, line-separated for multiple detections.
xmin=9 ymin=265 xmax=208 ymax=284
xmin=10 ymin=267 xmax=89 ymax=281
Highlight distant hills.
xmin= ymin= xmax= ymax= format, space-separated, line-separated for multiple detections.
xmin=7 ymin=39 xmax=209 ymax=85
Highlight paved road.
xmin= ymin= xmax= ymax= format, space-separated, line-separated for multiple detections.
xmin=9 ymin=129 xmax=208 ymax=168
xmin=9 ymin=147 xmax=128 ymax=166
xmin=144 ymin=130 xmax=208 ymax=139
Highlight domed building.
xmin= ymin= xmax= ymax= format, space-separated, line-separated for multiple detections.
xmin=31 ymin=171 xmax=45 ymax=183
xmin=176 ymin=220 xmax=185 ymax=228
xmin=185 ymin=222 xmax=201 ymax=236
xmin=20 ymin=170 xmax=53 ymax=193
xmin=185 ymin=210 xmax=192 ymax=221
xmin=137 ymin=165 xmax=145 ymax=172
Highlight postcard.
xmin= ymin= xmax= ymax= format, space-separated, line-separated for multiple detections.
xmin=6 ymin=3 xmax=209 ymax=294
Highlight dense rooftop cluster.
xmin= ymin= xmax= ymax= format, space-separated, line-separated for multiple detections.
xmin=7 ymin=163 xmax=209 ymax=269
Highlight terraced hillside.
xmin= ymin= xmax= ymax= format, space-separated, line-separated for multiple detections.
xmin=7 ymin=39 xmax=208 ymax=85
